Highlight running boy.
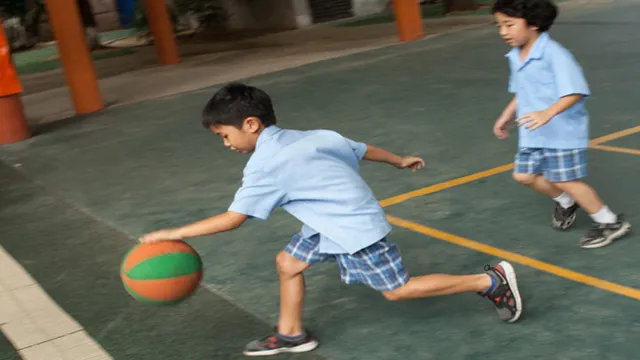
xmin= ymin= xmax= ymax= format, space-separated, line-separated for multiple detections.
xmin=492 ymin=0 xmax=631 ymax=248
xmin=140 ymin=83 xmax=523 ymax=357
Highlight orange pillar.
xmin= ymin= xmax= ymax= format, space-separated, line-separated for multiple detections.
xmin=143 ymin=0 xmax=180 ymax=65
xmin=392 ymin=0 xmax=425 ymax=42
xmin=0 ymin=19 xmax=30 ymax=145
xmin=44 ymin=0 xmax=103 ymax=114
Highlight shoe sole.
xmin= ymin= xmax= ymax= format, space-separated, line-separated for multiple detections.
xmin=243 ymin=340 xmax=319 ymax=357
xmin=580 ymin=222 xmax=632 ymax=249
xmin=498 ymin=260 xmax=523 ymax=323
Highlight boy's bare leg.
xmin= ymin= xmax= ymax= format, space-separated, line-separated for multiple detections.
xmin=383 ymin=274 xmax=492 ymax=300
xmin=513 ymin=173 xmax=580 ymax=230
xmin=243 ymin=252 xmax=318 ymax=356
xmin=383 ymin=261 xmax=522 ymax=323
xmin=553 ymin=180 xmax=604 ymax=214
xmin=275 ymin=251 xmax=309 ymax=336
xmin=553 ymin=180 xmax=631 ymax=248
xmin=513 ymin=173 xmax=563 ymax=198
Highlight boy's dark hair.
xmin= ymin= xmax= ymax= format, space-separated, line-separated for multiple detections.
xmin=201 ymin=82 xmax=277 ymax=129
xmin=492 ymin=0 xmax=558 ymax=32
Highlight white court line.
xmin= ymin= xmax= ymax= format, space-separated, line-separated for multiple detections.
xmin=0 ymin=246 xmax=113 ymax=360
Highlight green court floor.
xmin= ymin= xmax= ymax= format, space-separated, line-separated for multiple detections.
xmin=1 ymin=0 xmax=639 ymax=359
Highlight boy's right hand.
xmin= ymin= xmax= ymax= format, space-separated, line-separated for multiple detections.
xmin=493 ymin=117 xmax=510 ymax=139
xmin=139 ymin=228 xmax=182 ymax=243
xmin=396 ymin=156 xmax=426 ymax=172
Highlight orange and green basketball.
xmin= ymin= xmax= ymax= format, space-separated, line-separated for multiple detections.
xmin=120 ymin=240 xmax=203 ymax=305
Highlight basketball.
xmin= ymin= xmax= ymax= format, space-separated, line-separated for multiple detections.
xmin=120 ymin=240 xmax=203 ymax=304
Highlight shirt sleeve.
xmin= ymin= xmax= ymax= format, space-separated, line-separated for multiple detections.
xmin=228 ymin=170 xmax=285 ymax=220
xmin=344 ymin=138 xmax=367 ymax=160
xmin=551 ymin=48 xmax=590 ymax=98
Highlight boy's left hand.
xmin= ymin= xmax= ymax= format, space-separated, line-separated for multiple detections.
xmin=139 ymin=228 xmax=182 ymax=243
xmin=516 ymin=110 xmax=553 ymax=131
xmin=396 ymin=156 xmax=426 ymax=172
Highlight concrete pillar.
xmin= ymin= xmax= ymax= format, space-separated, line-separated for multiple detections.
xmin=392 ymin=0 xmax=425 ymax=42
xmin=143 ymin=0 xmax=180 ymax=65
xmin=45 ymin=0 xmax=104 ymax=114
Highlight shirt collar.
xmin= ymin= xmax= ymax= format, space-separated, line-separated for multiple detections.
xmin=505 ymin=32 xmax=550 ymax=62
xmin=255 ymin=125 xmax=281 ymax=150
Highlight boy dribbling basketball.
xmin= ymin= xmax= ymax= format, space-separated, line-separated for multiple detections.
xmin=140 ymin=83 xmax=523 ymax=356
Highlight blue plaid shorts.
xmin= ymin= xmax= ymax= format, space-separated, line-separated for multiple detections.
xmin=285 ymin=233 xmax=409 ymax=292
xmin=514 ymin=148 xmax=587 ymax=182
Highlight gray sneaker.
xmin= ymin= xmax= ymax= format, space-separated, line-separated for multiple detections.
xmin=243 ymin=331 xmax=318 ymax=357
xmin=478 ymin=261 xmax=523 ymax=323
xmin=552 ymin=202 xmax=580 ymax=230
xmin=580 ymin=214 xmax=631 ymax=249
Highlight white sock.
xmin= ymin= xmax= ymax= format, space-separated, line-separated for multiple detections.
xmin=590 ymin=206 xmax=617 ymax=224
xmin=553 ymin=192 xmax=575 ymax=209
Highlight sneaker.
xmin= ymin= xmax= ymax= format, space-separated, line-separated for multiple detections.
xmin=479 ymin=261 xmax=522 ymax=323
xmin=243 ymin=331 xmax=319 ymax=357
xmin=580 ymin=214 xmax=631 ymax=249
xmin=552 ymin=202 xmax=580 ymax=230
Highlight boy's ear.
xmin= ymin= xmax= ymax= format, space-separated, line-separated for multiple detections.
xmin=243 ymin=117 xmax=262 ymax=133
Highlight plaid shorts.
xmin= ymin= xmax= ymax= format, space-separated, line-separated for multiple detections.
xmin=285 ymin=233 xmax=409 ymax=292
xmin=514 ymin=148 xmax=587 ymax=182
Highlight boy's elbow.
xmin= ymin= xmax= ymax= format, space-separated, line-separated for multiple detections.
xmin=227 ymin=212 xmax=248 ymax=229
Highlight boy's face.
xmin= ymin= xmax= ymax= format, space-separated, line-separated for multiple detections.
xmin=211 ymin=117 xmax=263 ymax=154
xmin=494 ymin=12 xmax=538 ymax=47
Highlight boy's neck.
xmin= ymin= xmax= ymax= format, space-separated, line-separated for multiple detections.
xmin=519 ymin=32 xmax=541 ymax=61
xmin=255 ymin=124 xmax=268 ymax=137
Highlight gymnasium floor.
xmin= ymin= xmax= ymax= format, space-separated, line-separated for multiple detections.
xmin=1 ymin=0 xmax=639 ymax=359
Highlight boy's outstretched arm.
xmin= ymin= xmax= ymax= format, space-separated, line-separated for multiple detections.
xmin=139 ymin=211 xmax=247 ymax=243
xmin=363 ymin=144 xmax=425 ymax=172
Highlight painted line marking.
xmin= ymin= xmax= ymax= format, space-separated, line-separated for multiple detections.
xmin=379 ymin=164 xmax=513 ymax=208
xmin=590 ymin=144 xmax=640 ymax=156
xmin=589 ymin=125 xmax=640 ymax=146
xmin=379 ymin=125 xmax=640 ymax=208
xmin=387 ymin=215 xmax=640 ymax=301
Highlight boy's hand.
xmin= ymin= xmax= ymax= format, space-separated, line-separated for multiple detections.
xmin=139 ymin=228 xmax=182 ymax=243
xmin=516 ymin=110 xmax=553 ymax=131
xmin=493 ymin=117 xmax=510 ymax=139
xmin=396 ymin=156 xmax=425 ymax=172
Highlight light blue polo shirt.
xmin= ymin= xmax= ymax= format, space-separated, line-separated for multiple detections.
xmin=228 ymin=125 xmax=391 ymax=255
xmin=506 ymin=32 xmax=590 ymax=149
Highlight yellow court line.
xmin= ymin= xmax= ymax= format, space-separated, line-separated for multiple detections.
xmin=379 ymin=125 xmax=640 ymax=208
xmin=379 ymin=163 xmax=514 ymax=208
xmin=387 ymin=215 xmax=640 ymax=301
xmin=590 ymin=144 xmax=640 ymax=156
xmin=589 ymin=125 xmax=640 ymax=146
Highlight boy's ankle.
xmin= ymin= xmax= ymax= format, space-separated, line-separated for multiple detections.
xmin=479 ymin=273 xmax=496 ymax=294
xmin=276 ymin=325 xmax=305 ymax=337
xmin=277 ymin=332 xmax=307 ymax=342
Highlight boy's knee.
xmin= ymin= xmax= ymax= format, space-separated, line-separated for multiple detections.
xmin=382 ymin=289 xmax=403 ymax=301
xmin=550 ymin=180 xmax=578 ymax=190
xmin=381 ymin=283 xmax=410 ymax=301
xmin=513 ymin=173 xmax=536 ymax=186
xmin=276 ymin=251 xmax=309 ymax=277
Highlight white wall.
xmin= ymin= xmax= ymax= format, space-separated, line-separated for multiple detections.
xmin=292 ymin=0 xmax=313 ymax=27
xmin=352 ymin=0 xmax=389 ymax=17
